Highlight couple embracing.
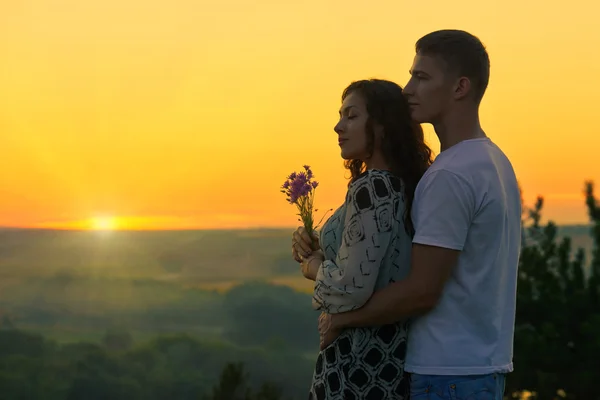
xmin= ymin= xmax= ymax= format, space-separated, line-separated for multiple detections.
xmin=291 ymin=29 xmax=521 ymax=400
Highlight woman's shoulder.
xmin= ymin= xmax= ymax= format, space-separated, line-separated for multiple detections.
xmin=346 ymin=170 xmax=405 ymax=206
xmin=349 ymin=169 xmax=404 ymax=194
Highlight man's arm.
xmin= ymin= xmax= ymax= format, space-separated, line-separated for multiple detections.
xmin=329 ymin=169 xmax=475 ymax=330
xmin=331 ymin=243 xmax=459 ymax=329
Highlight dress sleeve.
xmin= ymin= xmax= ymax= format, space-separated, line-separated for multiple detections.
xmin=312 ymin=173 xmax=397 ymax=313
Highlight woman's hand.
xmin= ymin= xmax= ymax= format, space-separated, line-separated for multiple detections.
xmin=300 ymin=250 xmax=324 ymax=281
xmin=291 ymin=226 xmax=320 ymax=263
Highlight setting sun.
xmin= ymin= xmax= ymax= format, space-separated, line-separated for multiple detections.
xmin=91 ymin=217 xmax=117 ymax=231
xmin=0 ymin=0 xmax=598 ymax=230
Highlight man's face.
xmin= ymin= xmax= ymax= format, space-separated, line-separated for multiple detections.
xmin=403 ymin=54 xmax=455 ymax=124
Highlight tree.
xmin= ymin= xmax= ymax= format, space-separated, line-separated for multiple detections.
xmin=0 ymin=314 xmax=16 ymax=330
xmin=102 ymin=328 xmax=134 ymax=352
xmin=207 ymin=362 xmax=252 ymax=400
xmin=508 ymin=181 xmax=600 ymax=399
xmin=206 ymin=362 xmax=283 ymax=400
xmin=222 ymin=282 xmax=318 ymax=351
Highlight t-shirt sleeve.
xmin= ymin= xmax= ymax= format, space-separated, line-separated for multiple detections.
xmin=411 ymin=169 xmax=475 ymax=251
xmin=312 ymin=174 xmax=396 ymax=314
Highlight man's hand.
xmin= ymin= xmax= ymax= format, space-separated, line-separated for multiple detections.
xmin=300 ymin=251 xmax=323 ymax=281
xmin=318 ymin=312 xmax=342 ymax=350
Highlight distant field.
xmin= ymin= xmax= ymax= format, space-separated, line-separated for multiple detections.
xmin=0 ymin=226 xmax=594 ymax=296
xmin=0 ymin=225 xmax=594 ymax=344
xmin=0 ymin=227 xmax=592 ymax=400
xmin=193 ymin=276 xmax=313 ymax=294
xmin=0 ymin=227 xmax=301 ymax=285
xmin=0 ymin=225 xmax=593 ymax=281
xmin=0 ymin=228 xmax=318 ymax=343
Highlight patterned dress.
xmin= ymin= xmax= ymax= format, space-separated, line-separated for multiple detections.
xmin=309 ymin=170 xmax=413 ymax=400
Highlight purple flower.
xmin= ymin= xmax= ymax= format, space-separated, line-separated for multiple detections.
xmin=281 ymin=166 xmax=319 ymax=205
xmin=303 ymin=165 xmax=313 ymax=179
xmin=289 ymin=176 xmax=309 ymax=203
xmin=280 ymin=165 xmax=330 ymax=235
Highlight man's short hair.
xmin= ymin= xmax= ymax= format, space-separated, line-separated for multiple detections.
xmin=416 ymin=30 xmax=490 ymax=103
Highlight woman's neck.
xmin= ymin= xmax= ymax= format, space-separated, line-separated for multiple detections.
xmin=365 ymin=153 xmax=389 ymax=171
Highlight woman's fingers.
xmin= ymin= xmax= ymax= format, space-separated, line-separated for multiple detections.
xmin=293 ymin=228 xmax=313 ymax=255
xmin=291 ymin=243 xmax=303 ymax=263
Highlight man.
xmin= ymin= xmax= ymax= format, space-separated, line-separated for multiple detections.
xmin=294 ymin=30 xmax=521 ymax=399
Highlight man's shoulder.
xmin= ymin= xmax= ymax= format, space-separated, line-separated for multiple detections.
xmin=418 ymin=164 xmax=473 ymax=192
xmin=425 ymin=148 xmax=475 ymax=180
xmin=427 ymin=140 xmax=514 ymax=181
xmin=413 ymin=167 xmax=476 ymax=214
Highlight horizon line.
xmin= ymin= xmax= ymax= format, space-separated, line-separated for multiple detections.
xmin=0 ymin=223 xmax=592 ymax=233
xmin=0 ymin=226 xmax=300 ymax=232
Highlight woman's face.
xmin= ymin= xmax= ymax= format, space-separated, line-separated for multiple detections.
xmin=334 ymin=92 xmax=371 ymax=161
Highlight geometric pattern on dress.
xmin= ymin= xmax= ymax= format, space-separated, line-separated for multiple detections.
xmin=308 ymin=321 xmax=410 ymax=400
xmin=309 ymin=170 xmax=413 ymax=400
xmin=312 ymin=171 xmax=396 ymax=314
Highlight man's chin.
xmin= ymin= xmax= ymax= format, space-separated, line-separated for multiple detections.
xmin=410 ymin=113 xmax=427 ymax=124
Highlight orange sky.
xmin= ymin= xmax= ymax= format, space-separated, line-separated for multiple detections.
xmin=1 ymin=0 xmax=599 ymax=230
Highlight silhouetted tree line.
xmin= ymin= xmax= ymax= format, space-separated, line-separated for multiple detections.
xmin=506 ymin=181 xmax=600 ymax=399
xmin=0 ymin=329 xmax=310 ymax=400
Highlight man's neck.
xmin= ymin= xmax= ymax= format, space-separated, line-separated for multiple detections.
xmin=433 ymin=107 xmax=486 ymax=152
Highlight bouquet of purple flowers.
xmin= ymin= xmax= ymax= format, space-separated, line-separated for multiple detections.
xmin=280 ymin=165 xmax=330 ymax=250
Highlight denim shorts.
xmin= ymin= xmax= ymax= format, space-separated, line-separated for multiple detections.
xmin=410 ymin=373 xmax=506 ymax=400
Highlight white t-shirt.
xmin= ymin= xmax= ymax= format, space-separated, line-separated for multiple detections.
xmin=405 ymin=137 xmax=521 ymax=375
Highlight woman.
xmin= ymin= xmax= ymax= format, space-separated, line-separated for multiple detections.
xmin=291 ymin=79 xmax=433 ymax=399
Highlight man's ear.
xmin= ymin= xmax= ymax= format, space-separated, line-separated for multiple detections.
xmin=454 ymin=77 xmax=472 ymax=101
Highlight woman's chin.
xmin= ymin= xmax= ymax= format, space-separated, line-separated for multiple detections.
xmin=340 ymin=148 xmax=355 ymax=160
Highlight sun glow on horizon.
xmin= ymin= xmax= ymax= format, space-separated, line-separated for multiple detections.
xmin=1 ymin=0 xmax=599 ymax=229
xmin=90 ymin=216 xmax=117 ymax=231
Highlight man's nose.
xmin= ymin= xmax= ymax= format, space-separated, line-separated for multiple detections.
xmin=403 ymin=78 xmax=415 ymax=96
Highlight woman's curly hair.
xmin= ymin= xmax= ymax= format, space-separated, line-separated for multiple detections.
xmin=342 ymin=79 xmax=434 ymax=235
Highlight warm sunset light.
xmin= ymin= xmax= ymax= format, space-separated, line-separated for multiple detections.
xmin=0 ymin=0 xmax=598 ymax=230
xmin=91 ymin=217 xmax=117 ymax=231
